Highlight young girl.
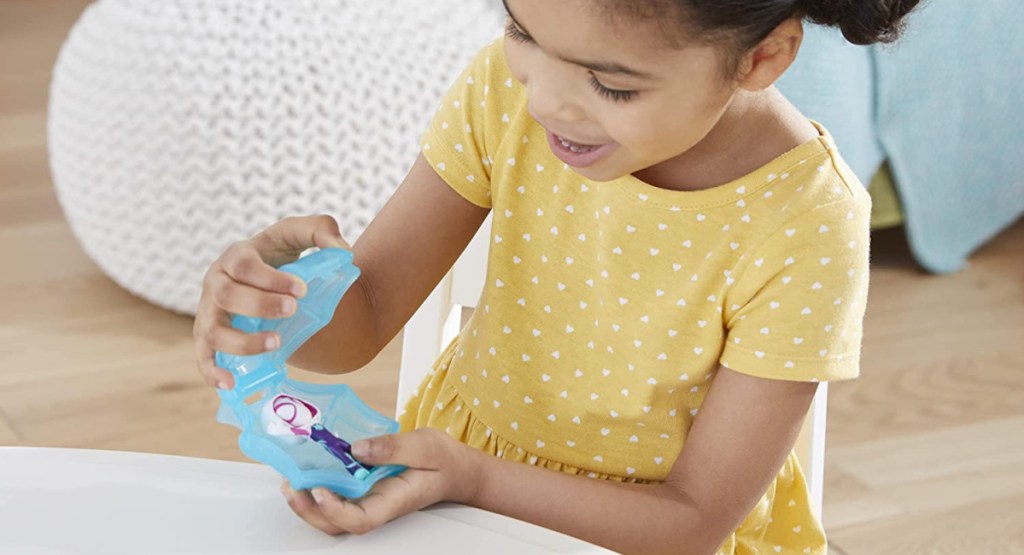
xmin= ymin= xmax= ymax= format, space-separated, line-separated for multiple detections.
xmin=194 ymin=1 xmax=918 ymax=553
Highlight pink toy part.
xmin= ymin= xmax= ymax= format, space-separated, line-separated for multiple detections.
xmin=264 ymin=393 xmax=322 ymax=438
xmin=261 ymin=393 xmax=373 ymax=478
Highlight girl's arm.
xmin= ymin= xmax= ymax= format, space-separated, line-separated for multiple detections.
xmin=286 ymin=365 xmax=817 ymax=555
xmin=290 ymin=155 xmax=490 ymax=373
xmin=468 ymin=366 xmax=818 ymax=554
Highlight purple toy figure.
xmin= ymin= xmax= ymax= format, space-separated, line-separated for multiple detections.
xmin=262 ymin=393 xmax=372 ymax=479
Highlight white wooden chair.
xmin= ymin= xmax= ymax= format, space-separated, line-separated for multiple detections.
xmin=399 ymin=213 xmax=829 ymax=517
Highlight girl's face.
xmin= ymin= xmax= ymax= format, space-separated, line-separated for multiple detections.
xmin=503 ymin=0 xmax=739 ymax=184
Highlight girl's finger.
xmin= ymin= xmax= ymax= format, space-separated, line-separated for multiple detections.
xmin=193 ymin=303 xmax=235 ymax=389
xmin=206 ymin=270 xmax=299 ymax=319
xmin=342 ymin=474 xmax=439 ymax=530
xmin=219 ymin=242 xmax=307 ymax=298
xmin=309 ymin=487 xmax=393 ymax=536
xmin=282 ymin=483 xmax=347 ymax=536
xmin=351 ymin=429 xmax=447 ymax=469
xmin=257 ymin=215 xmax=350 ymax=258
xmin=195 ymin=352 xmax=234 ymax=390
xmin=207 ymin=324 xmax=280 ymax=357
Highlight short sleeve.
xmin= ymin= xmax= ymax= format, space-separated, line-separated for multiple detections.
xmin=420 ymin=41 xmax=513 ymax=209
xmin=720 ymin=199 xmax=871 ymax=382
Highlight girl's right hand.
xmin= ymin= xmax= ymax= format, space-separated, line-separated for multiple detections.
xmin=193 ymin=215 xmax=351 ymax=391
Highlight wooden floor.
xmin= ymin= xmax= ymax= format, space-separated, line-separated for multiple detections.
xmin=2 ymin=2 xmax=1022 ymax=553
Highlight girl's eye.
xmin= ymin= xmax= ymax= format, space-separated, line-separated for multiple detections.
xmin=505 ymin=20 xmax=637 ymax=104
xmin=504 ymin=22 xmax=533 ymax=44
xmin=589 ymin=74 xmax=637 ymax=103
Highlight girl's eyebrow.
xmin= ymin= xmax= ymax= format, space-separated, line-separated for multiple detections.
xmin=502 ymin=0 xmax=656 ymax=81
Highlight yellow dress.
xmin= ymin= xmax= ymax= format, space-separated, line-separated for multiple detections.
xmin=398 ymin=39 xmax=870 ymax=555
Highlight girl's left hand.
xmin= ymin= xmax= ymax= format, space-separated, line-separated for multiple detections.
xmin=281 ymin=428 xmax=483 ymax=536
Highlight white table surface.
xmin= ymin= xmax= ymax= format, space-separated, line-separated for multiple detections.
xmin=0 ymin=447 xmax=613 ymax=555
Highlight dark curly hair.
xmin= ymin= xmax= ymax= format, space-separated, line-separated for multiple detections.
xmin=606 ymin=0 xmax=922 ymax=74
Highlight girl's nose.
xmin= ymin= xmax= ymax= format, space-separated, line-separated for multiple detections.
xmin=524 ymin=65 xmax=585 ymax=125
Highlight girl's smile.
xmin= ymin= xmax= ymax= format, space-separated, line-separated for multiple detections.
xmin=546 ymin=130 xmax=619 ymax=168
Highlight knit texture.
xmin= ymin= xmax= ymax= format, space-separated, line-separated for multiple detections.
xmin=48 ymin=0 xmax=503 ymax=314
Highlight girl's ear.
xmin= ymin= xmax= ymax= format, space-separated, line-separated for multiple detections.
xmin=735 ymin=17 xmax=804 ymax=92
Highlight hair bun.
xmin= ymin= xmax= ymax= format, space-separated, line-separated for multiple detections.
xmin=799 ymin=0 xmax=921 ymax=45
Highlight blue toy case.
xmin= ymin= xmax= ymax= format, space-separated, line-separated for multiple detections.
xmin=215 ymin=248 xmax=404 ymax=498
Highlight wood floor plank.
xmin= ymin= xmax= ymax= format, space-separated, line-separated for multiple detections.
xmin=0 ymin=0 xmax=92 ymax=76
xmin=0 ymin=346 xmax=214 ymax=447
xmin=0 ymin=307 xmax=195 ymax=388
xmin=0 ymin=273 xmax=147 ymax=333
xmin=0 ymin=73 xmax=54 ymax=115
xmin=0 ymin=220 xmax=101 ymax=288
xmin=821 ymin=467 xmax=906 ymax=530
xmin=0 ymin=113 xmax=48 ymax=151
xmin=0 ymin=410 xmax=20 ymax=444
xmin=0 ymin=148 xmax=54 ymax=190
xmin=830 ymin=417 xmax=1024 ymax=489
xmin=823 ymin=465 xmax=875 ymax=503
xmin=823 ymin=492 xmax=905 ymax=533
xmin=829 ymin=493 xmax=1024 ymax=555
xmin=0 ymin=182 xmax=64 ymax=228
xmin=824 ymin=419 xmax=1024 ymax=532
xmin=827 ymin=352 xmax=1024 ymax=446
xmin=887 ymin=460 xmax=1024 ymax=515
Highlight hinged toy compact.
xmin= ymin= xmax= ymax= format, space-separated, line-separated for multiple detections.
xmin=214 ymin=248 xmax=404 ymax=498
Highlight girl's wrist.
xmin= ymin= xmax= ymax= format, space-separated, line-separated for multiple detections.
xmin=450 ymin=443 xmax=489 ymax=506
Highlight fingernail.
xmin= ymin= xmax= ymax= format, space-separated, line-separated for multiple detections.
xmin=217 ymin=381 xmax=230 ymax=390
xmin=352 ymin=440 xmax=369 ymax=458
xmin=282 ymin=297 xmax=296 ymax=315
xmin=311 ymin=488 xmax=325 ymax=503
xmin=291 ymin=280 xmax=306 ymax=298
xmin=265 ymin=335 xmax=279 ymax=350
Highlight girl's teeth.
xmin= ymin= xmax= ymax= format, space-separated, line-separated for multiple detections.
xmin=558 ymin=136 xmax=595 ymax=153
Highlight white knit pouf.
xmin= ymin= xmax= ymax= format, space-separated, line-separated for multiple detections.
xmin=49 ymin=0 xmax=503 ymax=314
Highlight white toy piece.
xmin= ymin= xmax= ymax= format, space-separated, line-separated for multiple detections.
xmin=261 ymin=393 xmax=322 ymax=446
